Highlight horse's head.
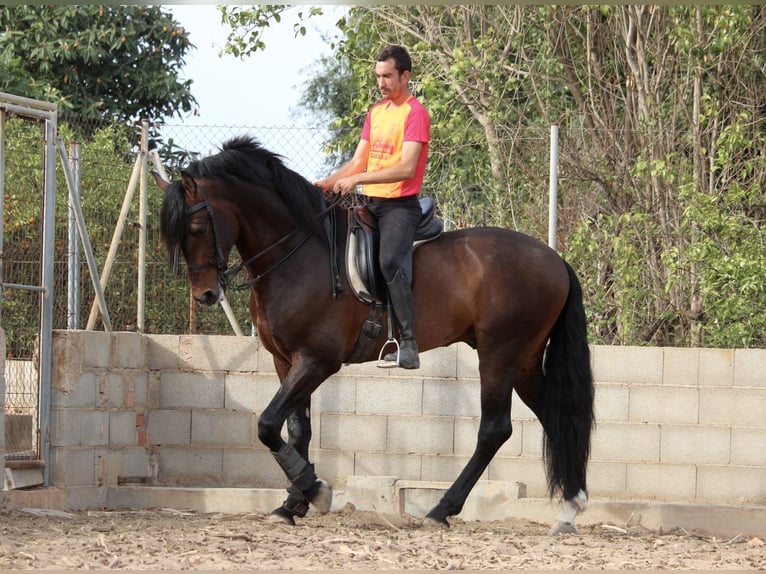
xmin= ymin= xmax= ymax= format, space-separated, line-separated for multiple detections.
xmin=155 ymin=171 xmax=238 ymax=306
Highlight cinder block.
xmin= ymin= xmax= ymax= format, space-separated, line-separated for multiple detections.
xmin=592 ymin=345 xmax=662 ymax=385
xmin=312 ymin=450 xmax=356 ymax=484
xmin=51 ymin=331 xmax=83 ymax=390
xmin=734 ymin=349 xmax=766 ymax=388
xmin=191 ymin=410 xmax=254 ymax=447
xmin=148 ymin=409 xmax=191 ymax=445
xmin=699 ymin=387 xmax=766 ymax=426
xmin=320 ymin=413 xmax=387 ymax=451
xmin=50 ymin=409 xmax=109 ymax=447
xmin=629 ymin=386 xmax=699 ymax=424
xmin=626 ymin=463 xmax=696 ymax=501
xmin=314 ymin=376 xmax=356 ymax=414
xmin=487 ymin=456 xmax=548 ymax=498
xmin=590 ymin=422 xmax=660 ymax=462
xmin=418 ymin=346 xmax=458 ymax=379
xmin=96 ymin=447 xmax=151 ymax=485
xmin=354 ymin=452 xmax=422 ymax=480
xmin=49 ymin=447 xmax=95 ymax=486
xmin=222 ymin=449 xmax=285 ymax=487
xmin=511 ymin=389 xmax=537 ymax=421
xmin=225 ymin=373 xmax=281 ymax=413
xmin=357 ymin=378 xmax=423 ymax=415
xmin=51 ymin=371 xmax=98 ymax=407
xmin=660 ymin=425 xmax=730 ymax=464
xmin=586 ymin=460 xmax=627 ymax=497
xmin=731 ymin=427 xmax=766 ymax=466
xmin=423 ymin=378 xmax=479 ymax=417
xmin=146 ymin=334 xmax=180 ymax=371
xmin=81 ymin=330 xmax=112 ymax=368
xmin=180 ymin=335 xmax=259 ymax=372
xmin=697 ymin=465 xmax=766 ymax=503
xmin=109 ymin=411 xmax=138 ymax=446
xmin=662 ymin=347 xmax=699 ymax=386
xmin=699 ymin=348 xmax=734 ymax=387
xmin=386 ymin=415 xmax=454 ymax=454
xmin=594 ymin=383 xmax=629 ymax=422
xmin=112 ymin=332 xmax=145 ymax=369
xmin=157 ymin=447 xmax=223 ymax=485
xmin=520 ymin=420 xmax=543 ymax=457
xmin=159 ymin=372 xmax=225 ymax=409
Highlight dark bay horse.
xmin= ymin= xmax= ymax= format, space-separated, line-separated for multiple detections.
xmin=156 ymin=136 xmax=595 ymax=535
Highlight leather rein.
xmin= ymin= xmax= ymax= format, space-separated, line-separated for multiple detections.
xmin=186 ymin=186 xmax=343 ymax=294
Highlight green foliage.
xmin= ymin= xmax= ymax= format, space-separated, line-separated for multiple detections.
xmin=0 ymin=5 xmax=197 ymax=123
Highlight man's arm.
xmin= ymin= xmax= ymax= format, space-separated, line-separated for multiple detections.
xmin=314 ymin=139 xmax=370 ymax=192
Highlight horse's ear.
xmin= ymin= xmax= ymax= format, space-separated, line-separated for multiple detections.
xmin=180 ymin=171 xmax=200 ymax=202
xmin=152 ymin=170 xmax=170 ymax=191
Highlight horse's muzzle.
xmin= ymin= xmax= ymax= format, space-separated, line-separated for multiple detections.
xmin=194 ymin=287 xmax=222 ymax=307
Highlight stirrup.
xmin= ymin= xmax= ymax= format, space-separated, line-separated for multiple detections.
xmin=377 ymin=337 xmax=400 ymax=368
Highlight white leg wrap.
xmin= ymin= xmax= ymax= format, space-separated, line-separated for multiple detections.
xmin=551 ymin=489 xmax=588 ymax=535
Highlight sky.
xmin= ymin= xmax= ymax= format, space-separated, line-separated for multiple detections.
xmin=160 ymin=5 xmax=345 ymax=179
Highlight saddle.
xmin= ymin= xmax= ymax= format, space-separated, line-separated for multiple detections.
xmin=346 ymin=197 xmax=443 ymax=306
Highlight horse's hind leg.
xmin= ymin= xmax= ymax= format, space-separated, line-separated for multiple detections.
xmin=268 ymin=400 xmax=314 ymax=525
xmin=424 ymin=369 xmax=514 ymax=527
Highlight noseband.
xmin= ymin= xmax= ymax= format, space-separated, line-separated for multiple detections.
xmin=186 ymin=187 xmax=342 ymax=293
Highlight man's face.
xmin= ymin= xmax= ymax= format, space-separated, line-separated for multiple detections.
xmin=375 ymin=58 xmax=409 ymax=100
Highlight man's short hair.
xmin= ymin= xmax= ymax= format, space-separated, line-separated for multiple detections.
xmin=376 ymin=45 xmax=412 ymax=74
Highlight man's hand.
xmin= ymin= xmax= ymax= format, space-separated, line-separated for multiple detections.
xmin=332 ymin=176 xmax=358 ymax=195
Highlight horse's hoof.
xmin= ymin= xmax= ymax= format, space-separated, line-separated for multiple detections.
xmin=549 ymin=520 xmax=578 ymax=535
xmin=309 ymin=479 xmax=332 ymax=514
xmin=423 ymin=514 xmax=450 ymax=529
xmin=267 ymin=508 xmax=296 ymax=526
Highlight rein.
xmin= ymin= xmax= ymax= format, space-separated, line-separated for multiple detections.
xmin=188 ymin=188 xmax=343 ymax=293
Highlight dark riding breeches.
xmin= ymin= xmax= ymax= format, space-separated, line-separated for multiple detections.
xmin=365 ymin=195 xmax=422 ymax=283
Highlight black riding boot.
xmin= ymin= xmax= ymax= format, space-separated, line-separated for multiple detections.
xmin=384 ymin=269 xmax=420 ymax=369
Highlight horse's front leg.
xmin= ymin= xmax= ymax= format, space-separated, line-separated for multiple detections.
xmin=258 ymin=361 xmax=334 ymax=522
xmin=267 ymin=400 xmax=315 ymax=525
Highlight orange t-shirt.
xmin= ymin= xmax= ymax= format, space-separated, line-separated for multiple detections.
xmin=360 ymin=96 xmax=430 ymax=198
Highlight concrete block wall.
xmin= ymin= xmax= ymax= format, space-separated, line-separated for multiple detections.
xmin=42 ymin=330 xmax=766 ymax=507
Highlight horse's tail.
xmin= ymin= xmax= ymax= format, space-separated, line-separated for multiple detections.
xmin=542 ymin=260 xmax=595 ymax=500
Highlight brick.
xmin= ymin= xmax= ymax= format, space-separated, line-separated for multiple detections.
xmin=157 ymin=447 xmax=223 ymax=485
xmin=112 ymin=332 xmax=145 ymax=369
xmin=191 ymin=410 xmax=254 ymax=447
xmin=224 ymin=373 xmax=278 ymax=412
xmin=660 ymin=425 xmax=730 ymax=464
xmin=50 ymin=409 xmax=109 ymax=447
xmin=357 ymin=378 xmax=423 ymax=415
xmin=734 ymin=349 xmax=766 ymax=388
xmin=81 ymin=330 xmax=112 ymax=368
xmin=180 ymin=335 xmax=259 ymax=372
xmin=594 ymin=384 xmax=629 ymax=422
xmin=319 ymin=413 xmax=387 ymax=451
xmin=314 ymin=376 xmax=356 ymax=414
xmin=662 ymin=347 xmax=699 ymax=386
xmin=629 ymin=386 xmax=698 ymax=424
xmin=590 ymin=422 xmax=660 ymax=462
xmin=355 ymin=452 xmax=422 ymax=480
xmin=696 ymin=466 xmax=766 ymax=503
xmin=592 ymin=345 xmax=662 ymax=384
xmin=699 ymin=348 xmax=734 ymax=387
xmin=699 ymin=387 xmax=766 ymax=426
xmin=423 ymin=379 xmax=479 ymax=417
xmin=159 ymin=371 xmax=225 ymax=409
xmin=146 ymin=334 xmax=180 ymax=371
xmin=109 ymin=411 xmax=138 ymax=446
xmin=626 ymin=463 xmax=696 ymax=501
xmin=386 ymin=415 xmax=454 ymax=454
xmin=731 ymin=427 xmax=766 ymax=466
xmin=148 ymin=409 xmax=191 ymax=445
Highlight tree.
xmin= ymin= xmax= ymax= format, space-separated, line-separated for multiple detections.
xmin=0 ymin=5 xmax=197 ymax=123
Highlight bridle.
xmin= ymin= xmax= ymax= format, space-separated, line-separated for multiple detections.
xmin=184 ymin=184 xmax=342 ymax=293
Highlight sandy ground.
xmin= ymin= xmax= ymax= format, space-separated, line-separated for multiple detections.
xmin=1 ymin=505 xmax=764 ymax=570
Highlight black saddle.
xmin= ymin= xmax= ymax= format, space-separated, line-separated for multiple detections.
xmin=346 ymin=197 xmax=443 ymax=306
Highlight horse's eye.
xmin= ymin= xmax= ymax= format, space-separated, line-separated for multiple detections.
xmin=188 ymin=221 xmax=207 ymax=238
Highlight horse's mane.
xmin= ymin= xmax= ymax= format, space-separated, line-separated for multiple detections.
xmin=160 ymin=136 xmax=328 ymax=273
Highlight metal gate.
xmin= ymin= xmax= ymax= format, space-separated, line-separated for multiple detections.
xmin=0 ymin=92 xmax=57 ymax=486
